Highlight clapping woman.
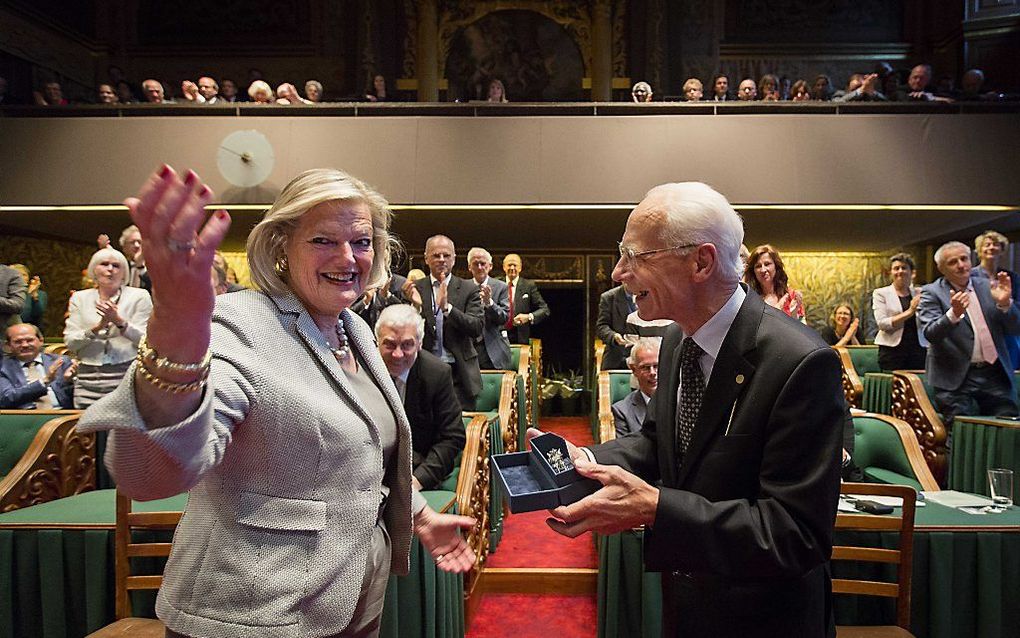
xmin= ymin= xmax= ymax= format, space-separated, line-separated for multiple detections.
xmin=77 ymin=166 xmax=475 ymax=637
xmin=63 ymin=247 xmax=151 ymax=408
xmin=744 ymin=244 xmax=805 ymax=322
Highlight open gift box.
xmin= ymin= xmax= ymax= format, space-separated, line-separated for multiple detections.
xmin=491 ymin=432 xmax=601 ymax=513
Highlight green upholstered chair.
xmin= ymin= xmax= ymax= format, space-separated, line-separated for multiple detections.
xmin=834 ymin=345 xmax=880 ymax=409
xmin=0 ymin=410 xmax=90 ymax=512
xmin=861 ymin=372 xmax=894 ymax=415
xmin=891 ymin=371 xmax=949 ymax=485
xmin=596 ymin=370 xmax=633 ymax=443
xmin=852 ymin=413 xmax=939 ymax=492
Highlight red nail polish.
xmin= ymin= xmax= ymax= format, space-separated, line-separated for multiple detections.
xmin=184 ymin=171 xmax=197 ymax=185
xmin=159 ymin=164 xmax=171 ymax=178
xmin=199 ymin=186 xmax=211 ymax=198
xmin=216 ymin=211 xmax=228 ymax=220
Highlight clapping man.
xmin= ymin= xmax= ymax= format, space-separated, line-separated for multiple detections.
xmin=1 ymin=323 xmax=76 ymax=409
xmin=467 ymin=247 xmax=511 ymax=370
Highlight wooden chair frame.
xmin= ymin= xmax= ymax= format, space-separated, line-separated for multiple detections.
xmin=0 ymin=411 xmax=92 ymax=513
xmin=835 ymin=346 xmax=864 ymax=409
xmin=890 ymin=372 xmax=948 ymax=485
xmin=455 ymin=414 xmax=491 ymax=608
xmin=855 ymin=412 xmax=940 ymax=493
xmin=833 ymin=482 xmax=917 ymax=635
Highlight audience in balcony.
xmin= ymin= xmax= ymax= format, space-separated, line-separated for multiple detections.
xmin=181 ymin=76 xmax=221 ymax=104
xmin=896 ymin=64 xmax=954 ymax=103
xmin=745 ymin=244 xmax=805 ymax=322
xmin=612 ymin=337 xmax=660 ymax=438
xmin=758 ymin=74 xmax=780 ymax=101
xmin=365 ymin=74 xmax=392 ymax=102
xmin=376 ymin=303 xmax=465 ymax=490
xmin=304 ymin=79 xmax=323 ymax=103
xmin=819 ymin=304 xmax=862 ymax=346
xmin=33 ymin=81 xmax=67 ymax=106
xmin=247 ymin=80 xmax=274 ymax=103
xmin=957 ymin=69 xmax=1000 ymax=101
xmin=736 ymin=78 xmax=757 ymax=101
xmin=631 ymin=81 xmax=653 ymax=103
xmin=972 ymin=230 xmax=1020 ymax=369
xmin=63 ymin=247 xmax=152 ymax=408
xmin=873 ymin=253 xmax=927 ymax=371
xmin=811 ymin=74 xmax=834 ymax=101
xmin=917 ymin=241 xmax=1020 ymax=424
xmin=682 ymin=78 xmax=703 ymax=102
xmin=0 ymin=323 xmax=76 ymax=409
xmin=832 ymin=73 xmax=888 ymax=102
xmin=487 ymin=78 xmax=508 ymax=103
xmin=142 ymin=79 xmax=171 ymax=103
xmin=276 ymin=82 xmax=311 ymax=105
xmin=96 ymin=83 xmax=119 ymax=104
xmin=115 ymin=80 xmax=137 ymax=104
xmin=710 ymin=74 xmax=731 ymax=101
xmin=219 ymin=78 xmax=240 ymax=103
xmin=790 ymin=79 xmax=811 ymax=101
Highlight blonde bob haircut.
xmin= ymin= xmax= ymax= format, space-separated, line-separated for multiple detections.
xmin=246 ymin=168 xmax=396 ymax=296
xmin=975 ymin=230 xmax=1008 ymax=252
xmin=87 ymin=248 xmax=130 ymax=284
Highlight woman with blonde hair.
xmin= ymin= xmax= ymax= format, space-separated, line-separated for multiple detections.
xmin=487 ymin=78 xmax=508 ymax=103
xmin=64 ymin=247 xmax=151 ymax=407
xmin=973 ymin=230 xmax=1020 ymax=367
xmin=744 ymin=244 xmax=805 ymax=322
xmin=247 ymin=79 xmax=274 ymax=103
xmin=77 ymin=165 xmax=474 ymax=638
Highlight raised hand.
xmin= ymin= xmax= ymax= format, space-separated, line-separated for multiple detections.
xmin=123 ymin=165 xmax=230 ymax=361
xmin=401 ymin=279 xmax=423 ymax=311
xmin=435 ymin=279 xmax=448 ymax=310
xmin=479 ymin=283 xmax=492 ymax=306
xmin=950 ymin=290 xmax=970 ymax=318
xmin=96 ymin=234 xmax=110 ymax=249
xmin=991 ymin=271 xmax=1013 ymax=307
xmin=414 ymin=506 xmax=476 ymax=573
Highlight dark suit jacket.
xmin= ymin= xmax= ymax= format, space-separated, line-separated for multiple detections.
xmin=592 ymin=288 xmax=843 ymax=637
xmin=415 ymin=275 xmax=484 ymax=407
xmin=918 ymin=275 xmax=1020 ymax=391
xmin=503 ymin=277 xmax=550 ymax=344
xmin=477 ymin=277 xmax=512 ymax=369
xmin=404 ymin=350 xmax=466 ymax=489
xmin=351 ymin=274 xmax=409 ymax=330
xmin=597 ymin=286 xmax=634 ymax=370
xmin=0 ymin=353 xmax=75 ymax=409
xmin=611 ymin=389 xmax=646 ymax=437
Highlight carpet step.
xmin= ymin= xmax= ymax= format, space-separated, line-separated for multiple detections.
xmin=480 ymin=567 xmax=598 ymax=595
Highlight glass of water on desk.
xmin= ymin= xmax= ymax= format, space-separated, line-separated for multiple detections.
xmin=988 ymin=468 xmax=1014 ymax=509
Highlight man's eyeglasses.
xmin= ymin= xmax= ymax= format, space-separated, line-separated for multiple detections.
xmin=617 ymin=242 xmax=698 ymax=266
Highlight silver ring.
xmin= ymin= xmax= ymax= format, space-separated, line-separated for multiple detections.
xmin=167 ymin=238 xmax=195 ymax=253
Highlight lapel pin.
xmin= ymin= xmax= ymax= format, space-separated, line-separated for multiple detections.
xmin=735 ymin=374 xmax=745 ymax=385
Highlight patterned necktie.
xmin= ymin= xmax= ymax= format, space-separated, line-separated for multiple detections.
xmin=676 ymin=338 xmax=706 ymax=462
xmin=24 ymin=361 xmax=53 ymax=409
xmin=965 ymin=287 xmax=998 ymax=365
xmin=432 ymin=279 xmax=444 ymax=357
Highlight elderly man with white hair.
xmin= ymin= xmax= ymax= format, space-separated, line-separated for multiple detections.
xmin=376 ymin=304 xmax=465 ymax=490
xmin=529 ymin=181 xmax=844 ymax=637
xmin=466 ymin=246 xmax=511 ymax=370
xmin=917 ymin=240 xmax=1020 ymax=423
xmin=611 ymin=337 xmax=659 ymax=437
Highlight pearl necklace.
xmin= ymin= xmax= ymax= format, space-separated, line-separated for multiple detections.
xmin=331 ymin=321 xmax=351 ymax=360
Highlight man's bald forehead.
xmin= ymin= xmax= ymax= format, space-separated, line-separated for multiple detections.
xmin=425 ymin=235 xmax=455 ymax=253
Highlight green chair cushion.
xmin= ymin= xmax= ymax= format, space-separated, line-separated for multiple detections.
xmin=474 ymin=372 xmax=505 ymax=412
xmin=847 ymin=346 xmax=881 ymax=375
xmin=509 ymin=345 xmax=522 ymax=372
xmin=609 ymin=372 xmax=633 ymax=404
xmin=0 ymin=413 xmax=60 ymax=476
xmin=853 ymin=416 xmax=922 ymax=489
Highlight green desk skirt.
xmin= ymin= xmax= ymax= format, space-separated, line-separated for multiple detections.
xmin=597 ymin=502 xmax=1020 ymax=638
xmin=862 ymin=373 xmax=894 ymax=415
xmin=0 ymin=489 xmax=463 ymax=638
xmin=950 ymin=417 xmax=1020 ymax=497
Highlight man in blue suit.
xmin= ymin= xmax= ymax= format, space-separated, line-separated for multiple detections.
xmin=0 ymin=323 xmax=76 ymax=409
xmin=467 ymin=247 xmax=511 ymax=370
xmin=917 ymin=240 xmax=1020 ymax=422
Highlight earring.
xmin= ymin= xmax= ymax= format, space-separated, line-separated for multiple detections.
xmin=275 ymin=255 xmax=289 ymax=274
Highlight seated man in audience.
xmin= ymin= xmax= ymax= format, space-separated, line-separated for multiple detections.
xmin=917 ymin=241 xmax=1020 ymax=423
xmin=597 ymin=284 xmax=638 ymax=370
xmin=710 ymin=74 xmax=730 ymax=101
xmin=377 ymin=304 xmax=465 ymax=490
xmin=736 ymin=78 xmax=757 ymax=101
xmin=832 ymin=73 xmax=887 ymax=102
xmin=416 ymin=235 xmax=484 ymax=409
xmin=501 ymin=253 xmax=550 ymax=345
xmin=118 ymin=225 xmax=150 ymax=290
xmin=182 ymin=76 xmax=221 ymax=104
xmin=611 ymin=337 xmax=659 ymax=437
xmin=141 ymin=79 xmax=171 ymax=104
xmin=0 ymin=323 xmax=76 ymax=409
xmin=896 ymin=64 xmax=952 ymax=102
xmin=220 ymin=78 xmax=240 ymax=103
xmin=305 ymin=80 xmax=324 ymax=103
xmin=467 ymin=247 xmax=511 ymax=370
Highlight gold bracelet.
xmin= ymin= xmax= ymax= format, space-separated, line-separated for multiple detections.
xmin=138 ymin=335 xmax=212 ymax=374
xmin=135 ymin=356 xmax=209 ymax=394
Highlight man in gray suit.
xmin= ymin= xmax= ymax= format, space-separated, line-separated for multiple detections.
xmin=467 ymin=247 xmax=511 ymax=370
xmin=0 ymin=264 xmax=27 ymax=331
xmin=611 ymin=337 xmax=660 ymax=437
xmin=918 ymin=240 xmax=1020 ymax=422
xmin=415 ymin=235 xmax=484 ymax=409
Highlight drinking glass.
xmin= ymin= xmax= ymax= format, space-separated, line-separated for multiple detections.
xmin=988 ymin=468 xmax=1014 ymax=508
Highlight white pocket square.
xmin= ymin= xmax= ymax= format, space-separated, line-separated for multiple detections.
xmin=522 ymin=294 xmax=530 ymax=299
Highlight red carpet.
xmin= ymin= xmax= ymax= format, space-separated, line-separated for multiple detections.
xmin=466 ymin=594 xmax=596 ymax=638
xmin=486 ymin=417 xmax=596 ymax=568
xmin=466 ymin=418 xmax=597 ymax=637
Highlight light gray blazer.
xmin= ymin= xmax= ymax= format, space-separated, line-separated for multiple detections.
xmin=77 ymin=289 xmax=413 ymax=638
xmin=611 ymin=389 xmax=647 ymax=438
xmin=872 ymin=284 xmax=928 ymax=348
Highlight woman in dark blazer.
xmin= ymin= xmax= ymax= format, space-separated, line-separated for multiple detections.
xmin=872 ymin=252 xmax=927 ymax=371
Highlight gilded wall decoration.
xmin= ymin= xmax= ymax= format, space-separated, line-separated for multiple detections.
xmin=777 ymin=252 xmax=894 ymax=337
xmin=0 ymin=236 xmax=96 ymax=339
